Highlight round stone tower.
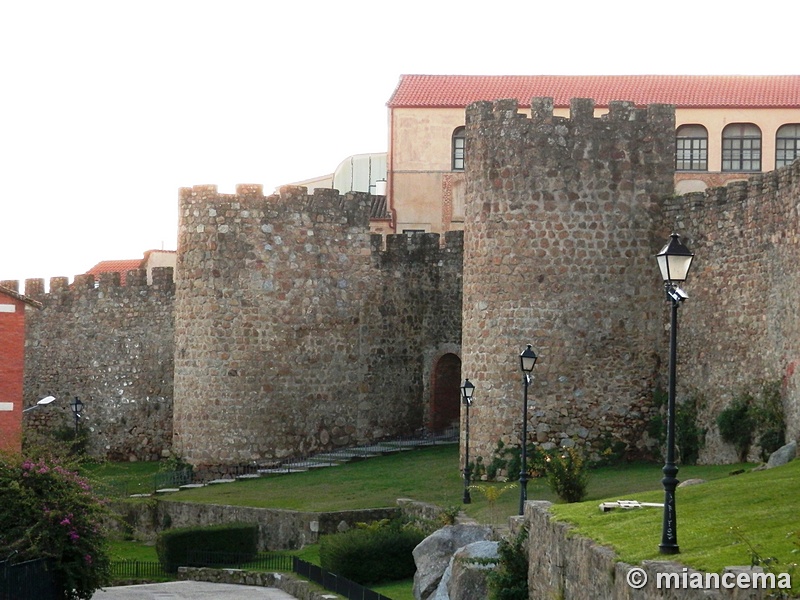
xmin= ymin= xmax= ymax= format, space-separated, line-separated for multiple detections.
xmin=461 ymin=97 xmax=676 ymax=463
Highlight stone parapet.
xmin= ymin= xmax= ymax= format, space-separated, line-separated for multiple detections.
xmin=525 ymin=501 xmax=773 ymax=599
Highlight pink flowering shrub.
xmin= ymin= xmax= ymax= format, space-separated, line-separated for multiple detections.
xmin=0 ymin=455 xmax=112 ymax=599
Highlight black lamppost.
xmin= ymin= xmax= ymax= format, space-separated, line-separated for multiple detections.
xmin=655 ymin=233 xmax=694 ymax=555
xmin=70 ymin=397 xmax=83 ymax=436
xmin=461 ymin=379 xmax=475 ymax=504
xmin=518 ymin=344 xmax=538 ymax=516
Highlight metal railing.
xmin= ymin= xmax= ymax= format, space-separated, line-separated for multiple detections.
xmin=109 ymin=553 xmax=393 ymax=599
xmin=184 ymin=550 xmax=293 ymax=571
xmin=0 ymin=558 xmax=58 ymax=600
xmin=110 ymin=559 xmax=170 ymax=580
xmin=292 ymin=557 xmax=393 ymax=600
xmin=152 ymin=468 xmax=193 ymax=491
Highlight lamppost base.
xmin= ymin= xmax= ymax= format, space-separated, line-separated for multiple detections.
xmin=659 ymin=544 xmax=680 ymax=555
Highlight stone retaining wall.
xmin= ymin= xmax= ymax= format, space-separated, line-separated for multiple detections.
xmin=178 ymin=567 xmax=337 ymax=600
xmin=115 ymin=499 xmax=400 ymax=550
xmin=525 ymin=501 xmax=773 ymax=599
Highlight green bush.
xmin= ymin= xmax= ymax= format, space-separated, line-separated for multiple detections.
xmin=717 ymin=396 xmax=754 ymax=461
xmin=648 ymin=388 xmax=706 ymax=465
xmin=319 ymin=520 xmax=425 ymax=584
xmin=0 ymin=454 xmax=113 ymax=599
xmin=717 ymin=381 xmax=786 ymax=462
xmin=156 ymin=522 xmax=258 ymax=573
xmin=751 ymin=380 xmax=786 ymax=461
xmin=486 ymin=439 xmax=548 ymax=481
xmin=544 ymin=446 xmax=589 ymax=503
xmin=487 ymin=525 xmax=528 ymax=600
xmin=675 ymin=395 xmax=706 ymax=465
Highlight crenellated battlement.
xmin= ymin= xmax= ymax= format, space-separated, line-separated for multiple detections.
xmin=465 ymin=98 xmax=675 ymax=202
xmin=466 ymin=96 xmax=674 ymax=126
xmin=695 ymin=158 xmax=800 ymax=207
xmin=373 ymin=230 xmax=464 ymax=267
xmin=664 ymin=159 xmax=800 ymax=222
xmin=1 ymin=268 xmax=175 ymax=301
xmin=177 ymin=184 xmax=374 ymax=247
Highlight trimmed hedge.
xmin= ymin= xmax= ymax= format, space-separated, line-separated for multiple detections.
xmin=156 ymin=522 xmax=258 ymax=573
xmin=319 ymin=522 xmax=426 ymax=585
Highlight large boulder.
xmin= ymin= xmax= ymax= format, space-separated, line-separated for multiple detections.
xmin=412 ymin=524 xmax=494 ymax=600
xmin=766 ymin=440 xmax=797 ymax=469
xmin=443 ymin=540 xmax=499 ymax=600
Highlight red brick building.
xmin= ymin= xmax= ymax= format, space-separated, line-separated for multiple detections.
xmin=0 ymin=285 xmax=41 ymax=454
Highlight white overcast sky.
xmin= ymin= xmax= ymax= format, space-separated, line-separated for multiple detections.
xmin=1 ymin=0 xmax=798 ymax=285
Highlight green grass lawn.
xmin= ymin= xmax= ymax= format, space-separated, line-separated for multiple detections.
xmin=94 ymin=445 xmax=800 ymax=597
xmin=82 ymin=460 xmax=163 ymax=497
xmin=109 ymin=538 xmax=160 ymax=562
xmin=166 ymin=444 xmax=754 ymax=526
xmin=552 ymin=459 xmax=800 ymax=579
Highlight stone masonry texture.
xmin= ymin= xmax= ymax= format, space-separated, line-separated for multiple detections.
xmin=172 ymin=184 xmax=461 ymax=471
xmin=663 ymin=160 xmax=800 ymax=461
xmin=462 ymin=97 xmax=676 ymax=464
xmin=13 ymin=269 xmax=174 ymax=460
xmin=11 ymin=96 xmax=800 ymax=471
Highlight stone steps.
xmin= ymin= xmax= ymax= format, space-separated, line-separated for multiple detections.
xmin=133 ymin=435 xmax=457 ymax=498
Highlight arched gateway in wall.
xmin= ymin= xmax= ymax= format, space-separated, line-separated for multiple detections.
xmin=430 ymin=353 xmax=461 ymax=433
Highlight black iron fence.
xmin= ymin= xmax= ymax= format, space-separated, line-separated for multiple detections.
xmin=184 ymin=550 xmax=293 ymax=571
xmin=107 ymin=552 xmax=393 ymax=599
xmin=110 ymin=559 xmax=170 ymax=580
xmin=292 ymin=557 xmax=393 ymax=600
xmin=152 ymin=468 xmax=193 ymax=491
xmin=0 ymin=558 xmax=59 ymax=600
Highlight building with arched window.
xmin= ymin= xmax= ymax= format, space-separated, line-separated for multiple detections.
xmin=385 ymin=74 xmax=800 ymax=234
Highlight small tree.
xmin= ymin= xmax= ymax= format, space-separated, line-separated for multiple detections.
xmin=0 ymin=454 xmax=113 ymax=599
xmin=544 ymin=446 xmax=589 ymax=503
xmin=487 ymin=525 xmax=529 ymax=600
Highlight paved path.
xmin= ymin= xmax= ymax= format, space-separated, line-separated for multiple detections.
xmin=92 ymin=581 xmax=299 ymax=599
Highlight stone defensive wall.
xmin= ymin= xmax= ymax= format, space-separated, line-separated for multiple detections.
xmin=663 ymin=160 xmax=800 ymax=461
xmin=461 ymin=97 xmax=676 ymax=464
xmin=7 ymin=269 xmax=175 ymax=460
xmin=173 ymin=184 xmax=462 ymax=472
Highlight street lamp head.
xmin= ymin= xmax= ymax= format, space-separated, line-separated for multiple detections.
xmin=71 ymin=397 xmax=83 ymax=416
xmin=656 ymin=233 xmax=694 ymax=283
xmin=519 ymin=344 xmax=538 ymax=373
xmin=461 ymin=379 xmax=475 ymax=405
xmin=22 ymin=395 xmax=57 ymax=413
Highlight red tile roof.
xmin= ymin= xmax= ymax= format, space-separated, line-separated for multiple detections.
xmin=387 ymin=75 xmax=800 ymax=109
xmin=86 ymin=259 xmax=143 ymax=284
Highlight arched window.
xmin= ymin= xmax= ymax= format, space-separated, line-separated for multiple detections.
xmin=722 ymin=123 xmax=761 ymax=172
xmin=675 ymin=125 xmax=708 ymax=171
xmin=452 ymin=127 xmax=465 ymax=171
xmin=776 ymin=124 xmax=800 ymax=168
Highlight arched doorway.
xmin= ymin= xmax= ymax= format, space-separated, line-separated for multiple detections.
xmin=430 ymin=353 xmax=461 ymax=433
